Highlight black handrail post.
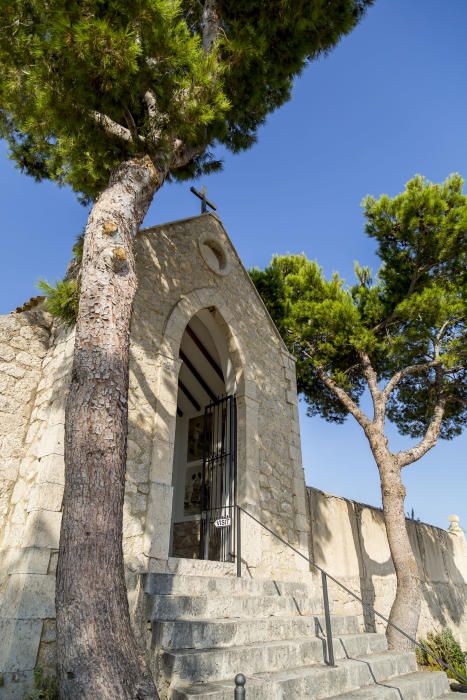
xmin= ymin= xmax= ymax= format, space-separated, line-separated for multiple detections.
xmin=236 ymin=505 xmax=242 ymax=578
xmin=321 ymin=571 xmax=336 ymax=667
xmin=234 ymin=673 xmax=246 ymax=698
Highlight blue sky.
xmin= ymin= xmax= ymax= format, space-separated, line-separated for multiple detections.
xmin=1 ymin=0 xmax=465 ymax=528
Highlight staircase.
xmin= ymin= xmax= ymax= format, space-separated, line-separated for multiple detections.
xmin=143 ymin=571 xmax=455 ymax=699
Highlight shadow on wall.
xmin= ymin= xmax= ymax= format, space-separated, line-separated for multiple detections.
xmin=0 ymin=513 xmax=57 ymax=699
xmin=307 ymin=487 xmax=467 ymax=643
xmin=411 ymin=521 xmax=466 ymax=633
xmin=346 ymin=500 xmax=393 ymax=633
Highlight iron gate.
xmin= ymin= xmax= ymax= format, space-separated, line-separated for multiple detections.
xmin=199 ymin=395 xmax=237 ymax=562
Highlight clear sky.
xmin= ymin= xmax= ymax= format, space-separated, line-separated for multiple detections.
xmin=1 ymin=0 xmax=465 ymax=529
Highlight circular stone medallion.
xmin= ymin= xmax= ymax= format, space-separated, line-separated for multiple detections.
xmin=198 ymin=235 xmax=231 ymax=276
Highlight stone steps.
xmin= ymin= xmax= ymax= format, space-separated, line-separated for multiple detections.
xmin=147 ymin=592 xmax=323 ymax=620
xmin=328 ymin=670 xmax=454 ymax=699
xmin=152 ymin=614 xmax=360 ymax=650
xmin=160 ymin=633 xmax=388 ymax=685
xmin=171 ymin=652 xmax=439 ymax=699
xmin=143 ymin=573 xmax=316 ymax=598
xmin=147 ymin=572 xmax=453 ymax=700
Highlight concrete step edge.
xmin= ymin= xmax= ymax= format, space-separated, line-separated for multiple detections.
xmin=143 ymin=572 xmax=315 ymax=591
xmin=170 ymin=653 xmax=418 ymax=699
xmin=161 ymin=632 xmax=386 ymax=657
xmin=153 ymin=614 xmax=360 ymax=624
xmin=147 ymin=592 xmax=320 ymax=601
xmin=326 ymin=669 xmax=451 ymax=698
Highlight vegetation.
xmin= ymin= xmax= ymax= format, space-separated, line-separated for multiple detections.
xmin=24 ymin=667 xmax=59 ymax=700
xmin=416 ymin=629 xmax=467 ymax=680
xmin=0 ymin=0 xmax=373 ymax=202
xmin=0 ymin=1 xmax=374 ymax=696
xmin=37 ymin=280 xmax=80 ymax=326
xmin=251 ymin=174 xmax=467 ymax=649
xmin=37 ymin=233 xmax=84 ymax=325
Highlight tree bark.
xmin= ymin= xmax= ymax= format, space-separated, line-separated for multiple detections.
xmin=368 ymin=432 xmax=421 ymax=651
xmin=311 ymin=349 xmax=446 ymax=653
xmin=56 ymin=156 xmax=162 ymax=699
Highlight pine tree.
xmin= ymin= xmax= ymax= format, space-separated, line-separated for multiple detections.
xmin=0 ymin=1 xmax=374 ymax=696
xmin=251 ymin=174 xmax=467 ymax=651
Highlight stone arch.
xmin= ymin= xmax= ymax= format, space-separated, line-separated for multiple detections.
xmin=142 ymin=288 xmax=262 ymax=565
xmin=160 ymin=287 xmax=247 ymax=391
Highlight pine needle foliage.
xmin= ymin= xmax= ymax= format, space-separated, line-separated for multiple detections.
xmin=416 ymin=629 xmax=467 ymax=680
xmin=71 ymin=233 xmax=84 ymax=263
xmin=38 ymin=279 xmax=80 ymax=326
xmin=37 ymin=232 xmax=84 ymax=325
xmin=0 ymin=0 xmax=373 ymax=202
xmin=251 ymin=174 xmax=467 ymax=438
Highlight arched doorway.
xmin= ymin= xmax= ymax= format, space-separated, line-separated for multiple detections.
xmin=170 ymin=309 xmax=237 ymax=561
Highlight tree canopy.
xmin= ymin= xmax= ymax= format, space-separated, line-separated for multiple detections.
xmin=251 ymin=174 xmax=467 ymax=439
xmin=0 ymin=0 xmax=372 ymax=202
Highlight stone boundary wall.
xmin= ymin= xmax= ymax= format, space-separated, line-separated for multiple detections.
xmin=0 ymin=214 xmax=312 ymax=696
xmin=0 ymin=309 xmax=53 ymax=562
xmin=0 ymin=311 xmax=73 ymax=699
xmin=308 ymin=487 xmax=467 ymax=647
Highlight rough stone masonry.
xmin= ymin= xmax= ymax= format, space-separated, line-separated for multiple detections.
xmin=0 ymin=213 xmax=465 ymax=698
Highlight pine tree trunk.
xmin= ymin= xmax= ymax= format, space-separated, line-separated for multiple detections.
xmin=56 ymin=156 xmax=162 ymax=699
xmin=377 ymin=452 xmax=421 ymax=651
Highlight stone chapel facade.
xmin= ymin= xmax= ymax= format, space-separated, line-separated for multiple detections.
xmin=1 ymin=213 xmax=465 ymax=699
xmin=0 ymin=213 xmax=310 ymax=693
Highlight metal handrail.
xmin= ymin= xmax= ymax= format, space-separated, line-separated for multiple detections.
xmin=235 ymin=504 xmax=467 ymax=685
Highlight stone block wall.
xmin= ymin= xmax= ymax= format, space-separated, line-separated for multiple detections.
xmin=0 ymin=310 xmax=52 ymax=539
xmin=126 ymin=213 xmax=310 ymax=579
xmin=308 ymin=487 xmax=467 ymax=647
xmin=172 ymin=521 xmax=201 ymax=558
xmin=0 ymin=213 xmax=312 ymax=694
xmin=0 ymin=310 xmax=74 ymax=697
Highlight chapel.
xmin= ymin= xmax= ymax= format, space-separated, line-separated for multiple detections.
xmin=1 ymin=212 xmax=465 ymax=699
xmin=0 ymin=212 xmax=310 ymax=695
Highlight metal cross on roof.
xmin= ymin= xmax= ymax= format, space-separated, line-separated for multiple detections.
xmin=190 ymin=185 xmax=217 ymax=214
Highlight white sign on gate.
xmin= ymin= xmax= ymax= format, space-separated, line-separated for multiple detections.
xmin=214 ymin=516 xmax=231 ymax=528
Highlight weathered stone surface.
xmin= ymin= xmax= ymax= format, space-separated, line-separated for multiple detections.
xmin=145 ymin=572 xmax=453 ymax=700
xmin=37 ymin=453 xmax=65 ymax=485
xmin=27 ymin=482 xmax=64 ymax=512
xmin=21 ymin=511 xmax=62 ymax=548
xmin=308 ymin=487 xmax=467 ymax=647
xmin=0 ymin=619 xmax=42 ymax=671
xmin=33 ymin=421 xmax=65 ymax=459
xmin=1 ymin=215 xmax=464 ymax=697
xmin=0 ymin=309 xmax=52 ymax=548
xmin=144 ymin=482 xmax=173 ymax=559
xmin=6 ymin=547 xmax=51 ymax=575
xmin=1 ymin=573 xmax=55 ymax=618
xmin=0 ymin=670 xmax=36 ymax=700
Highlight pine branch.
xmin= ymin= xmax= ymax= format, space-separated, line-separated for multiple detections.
xmin=90 ymin=111 xmax=134 ymax=144
xmin=287 ymin=331 xmax=370 ymax=430
xmin=382 ymin=360 xmax=442 ymax=403
xmin=124 ymin=108 xmax=139 ymax=142
xmin=171 ymin=138 xmax=203 ymax=168
xmin=395 ymin=368 xmax=447 ymax=468
xmin=314 ymin=365 xmax=371 ymax=430
xmin=201 ymin=0 xmax=220 ymax=53
xmin=358 ymin=351 xmax=384 ymax=426
xmin=144 ymin=90 xmax=164 ymax=144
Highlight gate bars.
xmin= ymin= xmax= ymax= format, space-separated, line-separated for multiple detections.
xmin=199 ymin=395 xmax=237 ymax=562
